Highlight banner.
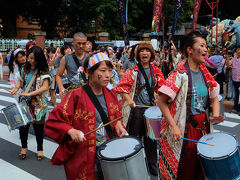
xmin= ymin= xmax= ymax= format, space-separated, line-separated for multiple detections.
xmin=171 ymin=0 xmax=184 ymax=36
xmin=117 ymin=0 xmax=130 ymax=46
xmin=152 ymin=0 xmax=164 ymax=32
xmin=192 ymin=0 xmax=202 ymax=30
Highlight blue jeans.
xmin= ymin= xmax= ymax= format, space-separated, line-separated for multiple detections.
xmin=232 ymin=81 xmax=240 ymax=111
xmin=226 ymin=77 xmax=233 ymax=98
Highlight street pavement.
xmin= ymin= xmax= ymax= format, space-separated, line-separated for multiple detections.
xmin=0 ymin=80 xmax=240 ymax=180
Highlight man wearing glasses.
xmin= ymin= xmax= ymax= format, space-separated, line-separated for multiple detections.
xmin=56 ymin=32 xmax=89 ymax=99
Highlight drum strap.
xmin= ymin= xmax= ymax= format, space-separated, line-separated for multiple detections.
xmin=24 ymin=70 xmax=38 ymax=93
xmin=189 ymin=116 xmax=199 ymax=128
xmin=137 ymin=63 xmax=155 ymax=105
xmin=82 ymin=84 xmax=115 ymax=139
xmin=72 ymin=53 xmax=87 ymax=83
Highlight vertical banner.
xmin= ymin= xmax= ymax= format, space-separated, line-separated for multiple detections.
xmin=192 ymin=0 xmax=202 ymax=30
xmin=152 ymin=0 xmax=164 ymax=32
xmin=171 ymin=0 xmax=184 ymax=36
xmin=117 ymin=0 xmax=130 ymax=46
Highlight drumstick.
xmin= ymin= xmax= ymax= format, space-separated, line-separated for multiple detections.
xmin=135 ymin=105 xmax=153 ymax=108
xmin=181 ymin=137 xmax=214 ymax=146
xmin=85 ymin=116 xmax=122 ymax=136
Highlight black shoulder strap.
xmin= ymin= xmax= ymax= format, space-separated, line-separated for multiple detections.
xmin=71 ymin=53 xmax=87 ymax=83
xmin=82 ymin=85 xmax=114 ymax=139
xmin=137 ymin=63 xmax=155 ymax=105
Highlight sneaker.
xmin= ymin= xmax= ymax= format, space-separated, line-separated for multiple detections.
xmin=148 ymin=162 xmax=158 ymax=176
xmin=231 ymin=109 xmax=239 ymax=114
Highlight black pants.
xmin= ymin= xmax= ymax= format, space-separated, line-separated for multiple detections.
xmin=19 ymin=123 xmax=44 ymax=151
xmin=127 ymin=107 xmax=157 ymax=164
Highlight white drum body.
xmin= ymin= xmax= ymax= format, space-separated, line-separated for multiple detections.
xmin=144 ymin=106 xmax=162 ymax=140
xmin=1 ymin=100 xmax=35 ymax=130
xmin=97 ymin=136 xmax=150 ymax=180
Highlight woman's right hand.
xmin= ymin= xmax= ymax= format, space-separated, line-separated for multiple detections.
xmin=128 ymin=99 xmax=135 ymax=108
xmin=11 ymin=87 xmax=19 ymax=95
xmin=170 ymin=125 xmax=182 ymax=141
xmin=67 ymin=128 xmax=86 ymax=143
xmin=59 ymin=88 xmax=66 ymax=99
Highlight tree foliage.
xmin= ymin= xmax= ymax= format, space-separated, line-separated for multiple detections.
xmin=0 ymin=0 xmax=237 ymax=39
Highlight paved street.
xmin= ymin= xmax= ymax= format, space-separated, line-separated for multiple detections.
xmin=0 ymin=80 xmax=240 ymax=180
xmin=0 ymin=80 xmax=65 ymax=180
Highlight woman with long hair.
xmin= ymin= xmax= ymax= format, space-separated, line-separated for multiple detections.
xmin=11 ymin=46 xmax=50 ymax=161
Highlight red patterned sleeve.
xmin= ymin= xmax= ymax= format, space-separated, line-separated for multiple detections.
xmin=115 ymin=68 xmax=135 ymax=94
xmin=153 ymin=65 xmax=165 ymax=92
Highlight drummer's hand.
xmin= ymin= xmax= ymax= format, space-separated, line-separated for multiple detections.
xmin=170 ymin=125 xmax=182 ymax=141
xmin=18 ymin=92 xmax=31 ymax=97
xmin=128 ymin=99 xmax=135 ymax=108
xmin=115 ymin=121 xmax=127 ymax=137
xmin=59 ymin=88 xmax=66 ymax=99
xmin=11 ymin=87 xmax=19 ymax=95
xmin=67 ymin=128 xmax=86 ymax=143
xmin=209 ymin=115 xmax=225 ymax=124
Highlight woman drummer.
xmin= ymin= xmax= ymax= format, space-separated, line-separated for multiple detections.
xmin=115 ymin=43 xmax=165 ymax=176
xmin=45 ymin=52 xmax=126 ymax=180
xmin=157 ymin=31 xmax=225 ymax=179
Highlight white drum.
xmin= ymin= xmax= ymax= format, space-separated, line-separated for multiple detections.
xmin=97 ymin=136 xmax=150 ymax=180
xmin=1 ymin=100 xmax=35 ymax=131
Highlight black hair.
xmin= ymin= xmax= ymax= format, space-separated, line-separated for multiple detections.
xmin=47 ymin=47 xmax=56 ymax=54
xmin=129 ymin=44 xmax=139 ymax=62
xmin=60 ymin=45 xmax=71 ymax=56
xmin=25 ymin=46 xmax=49 ymax=75
xmin=180 ymin=31 xmax=206 ymax=57
xmin=8 ymin=50 xmax=25 ymax=73
xmin=50 ymin=43 xmax=56 ymax=47
xmin=235 ymin=45 xmax=240 ymax=51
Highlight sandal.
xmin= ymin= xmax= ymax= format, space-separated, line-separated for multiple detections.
xmin=37 ymin=151 xmax=44 ymax=161
xmin=19 ymin=148 xmax=27 ymax=160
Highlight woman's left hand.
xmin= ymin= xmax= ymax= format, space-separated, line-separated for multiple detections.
xmin=115 ymin=121 xmax=127 ymax=137
xmin=18 ymin=92 xmax=31 ymax=97
xmin=209 ymin=115 xmax=225 ymax=124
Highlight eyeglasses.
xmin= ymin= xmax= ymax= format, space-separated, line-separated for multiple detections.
xmin=76 ymin=42 xmax=86 ymax=45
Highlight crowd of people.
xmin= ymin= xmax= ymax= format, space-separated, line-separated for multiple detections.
xmin=2 ymin=30 xmax=238 ymax=179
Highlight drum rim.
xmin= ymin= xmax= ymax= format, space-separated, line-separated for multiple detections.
xmin=97 ymin=136 xmax=143 ymax=161
xmin=1 ymin=101 xmax=27 ymax=112
xmin=197 ymin=132 xmax=238 ymax=160
xmin=144 ymin=106 xmax=162 ymax=120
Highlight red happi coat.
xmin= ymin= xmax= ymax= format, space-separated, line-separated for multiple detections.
xmin=45 ymin=87 xmax=123 ymax=180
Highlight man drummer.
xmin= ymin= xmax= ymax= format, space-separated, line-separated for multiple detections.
xmin=56 ymin=32 xmax=89 ymax=99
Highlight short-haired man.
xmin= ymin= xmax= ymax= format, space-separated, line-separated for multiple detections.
xmin=56 ymin=32 xmax=89 ymax=99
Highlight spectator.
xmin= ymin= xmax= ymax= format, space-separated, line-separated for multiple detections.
xmin=230 ymin=46 xmax=240 ymax=113
xmin=0 ymin=50 xmax=3 ymax=80
xmin=209 ymin=48 xmax=224 ymax=94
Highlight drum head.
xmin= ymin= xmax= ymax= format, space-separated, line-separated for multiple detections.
xmin=97 ymin=136 xmax=142 ymax=161
xmin=197 ymin=132 xmax=237 ymax=159
xmin=144 ymin=106 xmax=162 ymax=120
